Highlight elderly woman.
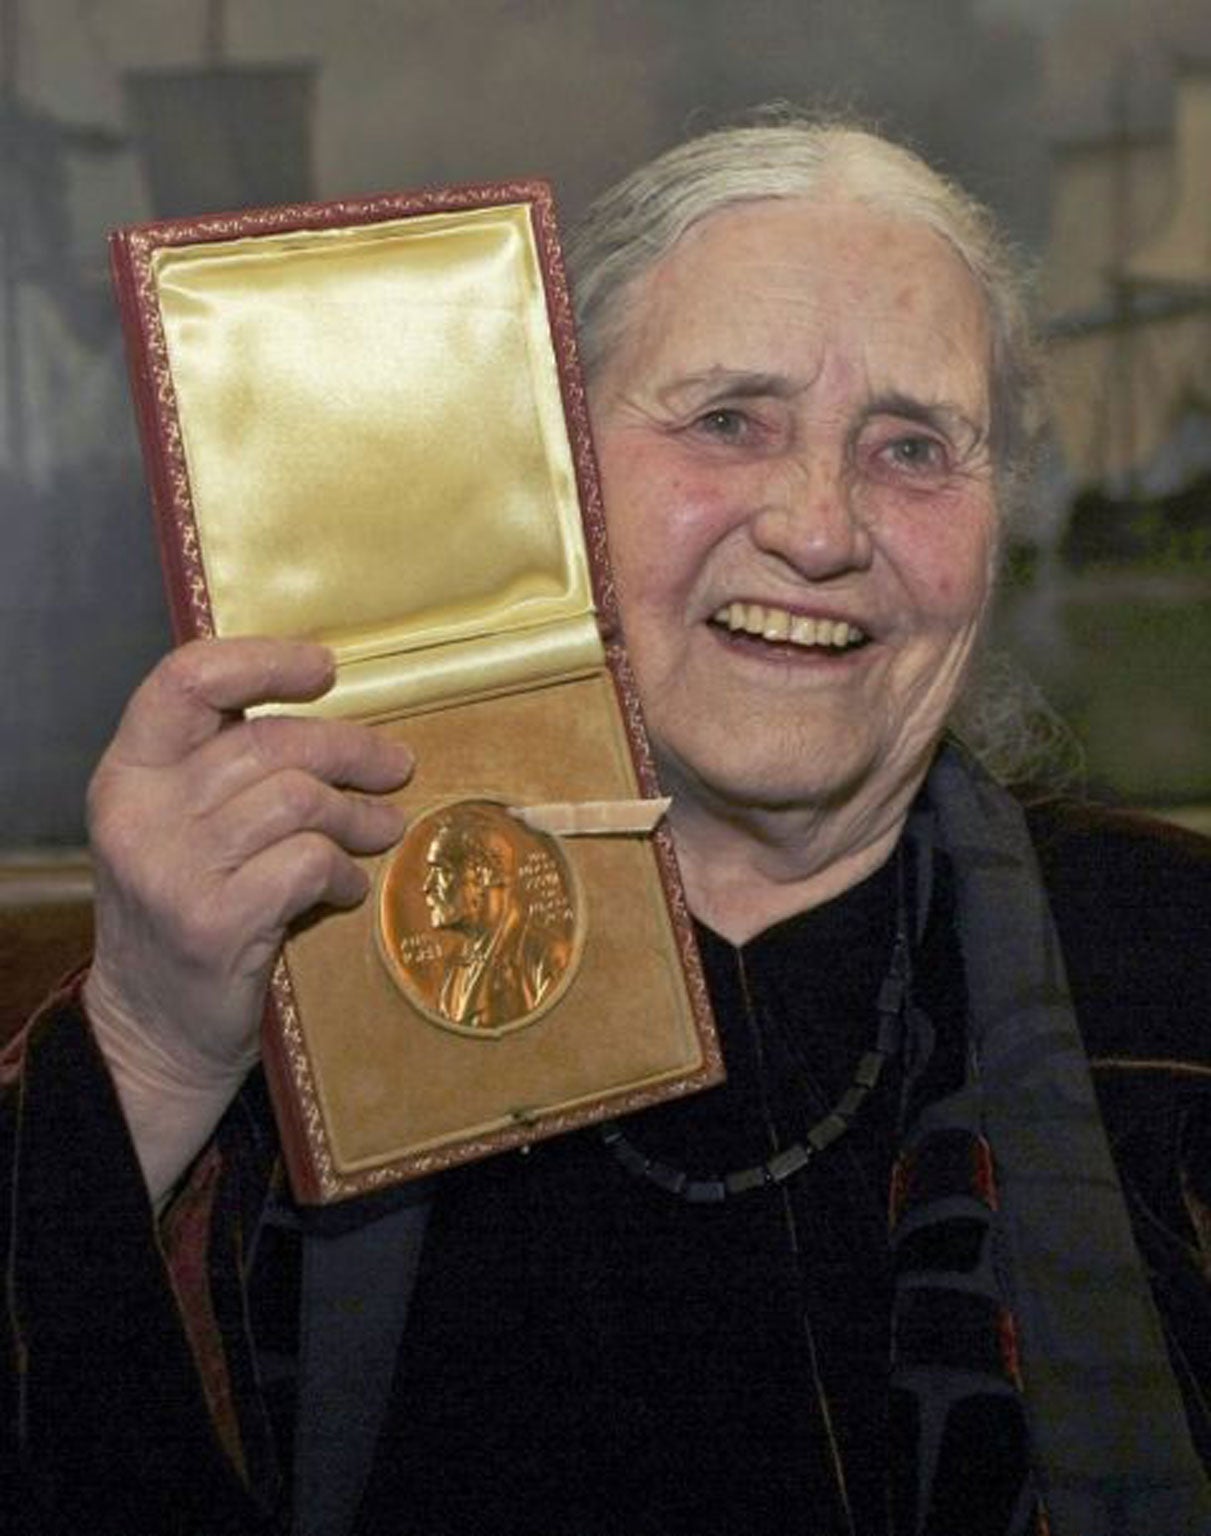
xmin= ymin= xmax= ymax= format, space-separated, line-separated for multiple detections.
xmin=4 ymin=115 xmax=1211 ymax=1536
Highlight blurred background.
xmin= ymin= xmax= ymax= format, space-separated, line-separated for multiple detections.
xmin=1 ymin=0 xmax=1209 ymax=853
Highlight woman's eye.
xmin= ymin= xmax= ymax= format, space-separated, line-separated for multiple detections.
xmin=693 ymin=408 xmax=750 ymax=442
xmin=882 ymin=434 xmax=948 ymax=473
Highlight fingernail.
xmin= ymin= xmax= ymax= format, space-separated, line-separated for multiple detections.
xmin=388 ymin=741 xmax=416 ymax=774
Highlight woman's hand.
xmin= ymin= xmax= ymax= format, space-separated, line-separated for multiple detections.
xmin=82 ymin=636 xmax=413 ymax=1202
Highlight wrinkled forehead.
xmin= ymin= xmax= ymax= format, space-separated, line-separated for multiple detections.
xmin=598 ymin=197 xmax=993 ymax=416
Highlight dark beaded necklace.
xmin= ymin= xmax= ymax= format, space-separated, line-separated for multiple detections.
xmin=600 ymin=864 xmax=910 ymax=1203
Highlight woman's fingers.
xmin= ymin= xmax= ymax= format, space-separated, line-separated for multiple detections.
xmin=228 ymin=832 xmax=377 ymax=936
xmin=86 ymin=637 xmax=416 ymax=1049
xmin=108 ymin=637 xmax=337 ymax=769
xmin=182 ymin=711 xmax=414 ymax=819
xmin=203 ymin=769 xmax=406 ymax=870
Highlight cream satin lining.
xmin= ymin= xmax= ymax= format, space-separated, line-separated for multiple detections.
xmin=153 ymin=204 xmax=600 ymax=718
xmin=269 ymin=613 xmax=605 ymax=722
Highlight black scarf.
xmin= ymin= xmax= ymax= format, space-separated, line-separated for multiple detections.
xmin=900 ymin=743 xmax=1211 ymax=1533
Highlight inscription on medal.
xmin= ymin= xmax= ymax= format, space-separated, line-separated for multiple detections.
xmin=376 ymin=799 xmax=583 ymax=1037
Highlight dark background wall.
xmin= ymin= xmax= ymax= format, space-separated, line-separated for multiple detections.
xmin=2 ymin=0 xmax=1208 ymax=844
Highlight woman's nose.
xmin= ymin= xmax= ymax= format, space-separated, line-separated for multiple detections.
xmin=749 ymin=451 xmax=874 ymax=580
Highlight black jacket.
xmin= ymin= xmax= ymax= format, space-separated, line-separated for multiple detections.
xmin=3 ymin=799 xmax=1211 ymax=1535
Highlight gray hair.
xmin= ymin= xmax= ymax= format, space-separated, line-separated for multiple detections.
xmin=566 ymin=108 xmax=1043 ymax=523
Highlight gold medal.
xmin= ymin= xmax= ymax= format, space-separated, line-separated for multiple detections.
xmin=376 ymin=799 xmax=583 ymax=1037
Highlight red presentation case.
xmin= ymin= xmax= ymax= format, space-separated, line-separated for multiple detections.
xmin=109 ymin=181 xmax=721 ymax=1203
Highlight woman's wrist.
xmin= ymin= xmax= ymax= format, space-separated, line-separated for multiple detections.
xmin=82 ymin=967 xmax=252 ymax=1208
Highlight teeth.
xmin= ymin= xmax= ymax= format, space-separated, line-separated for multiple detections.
xmin=714 ymin=602 xmax=865 ymax=650
xmin=763 ymin=609 xmax=790 ymax=642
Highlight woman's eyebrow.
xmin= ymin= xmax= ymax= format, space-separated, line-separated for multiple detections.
xmin=866 ymin=390 xmax=985 ymax=443
xmin=655 ymin=369 xmax=804 ymax=408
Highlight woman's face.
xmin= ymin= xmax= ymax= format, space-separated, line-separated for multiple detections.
xmin=589 ymin=197 xmax=998 ymax=825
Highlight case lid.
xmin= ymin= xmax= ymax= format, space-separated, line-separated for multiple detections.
xmin=146 ymin=200 xmax=603 ymax=720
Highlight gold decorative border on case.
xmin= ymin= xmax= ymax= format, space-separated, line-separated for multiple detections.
xmin=527 ymin=193 xmax=621 ymax=645
xmin=269 ymin=954 xmax=338 ymax=1199
xmin=126 ymin=228 xmax=215 ymax=639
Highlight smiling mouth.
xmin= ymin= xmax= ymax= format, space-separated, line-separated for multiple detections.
xmin=710 ymin=601 xmax=869 ymax=652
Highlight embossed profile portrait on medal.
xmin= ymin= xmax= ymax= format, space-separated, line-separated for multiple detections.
xmin=376 ymin=799 xmax=583 ymax=1037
